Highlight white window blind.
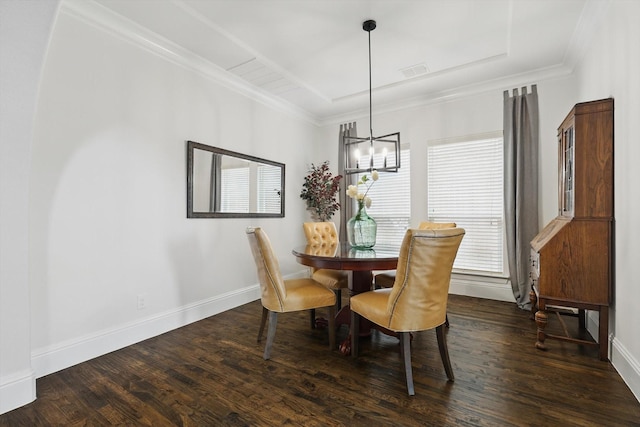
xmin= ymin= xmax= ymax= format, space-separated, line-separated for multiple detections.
xmin=427 ymin=136 xmax=503 ymax=274
xmin=257 ymin=165 xmax=281 ymax=213
xmin=221 ymin=167 xmax=249 ymax=212
xmin=357 ymin=147 xmax=411 ymax=246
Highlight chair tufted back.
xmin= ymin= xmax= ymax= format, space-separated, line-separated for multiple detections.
xmin=302 ymin=222 xmax=347 ymax=291
xmin=303 ymin=222 xmax=340 ymax=247
xmin=418 ymin=221 xmax=457 ymax=230
xmin=246 ymin=227 xmax=287 ymax=312
xmin=386 ymin=227 xmax=465 ymax=331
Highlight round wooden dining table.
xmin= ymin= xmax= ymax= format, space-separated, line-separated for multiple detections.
xmin=292 ymin=243 xmax=400 ymax=354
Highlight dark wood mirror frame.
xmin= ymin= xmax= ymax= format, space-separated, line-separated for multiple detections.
xmin=186 ymin=140 xmax=285 ymax=218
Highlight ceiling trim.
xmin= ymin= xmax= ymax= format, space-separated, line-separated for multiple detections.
xmin=59 ymin=0 xmax=607 ymax=129
xmin=173 ymin=0 xmax=332 ymax=103
xmin=321 ymin=63 xmax=574 ymax=127
xmin=332 ymin=53 xmax=509 ymax=103
xmin=61 ymin=0 xmax=320 ymax=125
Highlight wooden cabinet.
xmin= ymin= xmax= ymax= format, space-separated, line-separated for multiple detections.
xmin=529 ymin=98 xmax=614 ymax=360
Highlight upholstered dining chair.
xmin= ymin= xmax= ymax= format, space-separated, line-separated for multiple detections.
xmin=303 ymin=222 xmax=349 ymax=326
xmin=373 ymin=221 xmax=456 ymax=328
xmin=374 ymin=221 xmax=457 ymax=288
xmin=246 ymin=227 xmax=336 ymax=360
xmin=350 ymin=227 xmax=465 ymax=395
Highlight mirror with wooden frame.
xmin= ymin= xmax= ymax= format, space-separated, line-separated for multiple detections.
xmin=187 ymin=141 xmax=285 ymax=218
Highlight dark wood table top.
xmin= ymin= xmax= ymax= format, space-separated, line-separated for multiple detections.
xmin=292 ymin=243 xmax=400 ymax=271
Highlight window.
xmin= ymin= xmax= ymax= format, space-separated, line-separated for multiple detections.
xmin=427 ymin=134 xmax=504 ymax=274
xmin=257 ymin=164 xmax=282 ymax=213
xmin=356 ymin=146 xmax=411 ymax=246
xmin=221 ymin=167 xmax=249 ymax=212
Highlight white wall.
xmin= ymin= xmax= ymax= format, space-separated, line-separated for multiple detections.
xmin=2 ymin=0 xmax=638 ymax=415
xmin=321 ymin=80 xmax=578 ymax=224
xmin=317 ymin=0 xmax=640 ymax=401
xmin=319 ymin=77 xmax=577 ymax=301
xmin=572 ymin=0 xmax=640 ymax=400
xmin=0 ymin=0 xmax=60 ymax=414
xmin=26 ymin=3 xmax=318 ymax=382
xmin=318 ymin=2 xmax=640 ymax=396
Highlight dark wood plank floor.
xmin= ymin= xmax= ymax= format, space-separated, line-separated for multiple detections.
xmin=2 ymin=295 xmax=639 ymax=426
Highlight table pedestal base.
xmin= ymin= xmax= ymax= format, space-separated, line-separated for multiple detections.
xmin=291 ymin=245 xmax=401 ymax=356
xmin=335 ymin=269 xmax=400 ymax=355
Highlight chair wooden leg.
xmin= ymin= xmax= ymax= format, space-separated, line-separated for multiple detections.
xmin=350 ymin=310 xmax=359 ymax=357
xmin=445 ymin=314 xmax=450 ymax=328
xmin=327 ymin=306 xmax=336 ymax=350
xmin=257 ymin=306 xmax=268 ymax=342
xmin=263 ymin=311 xmax=278 ymax=360
xmin=400 ymin=332 xmax=415 ymax=396
xmin=436 ymin=324 xmax=454 ymax=381
xmin=310 ymin=309 xmax=316 ymax=329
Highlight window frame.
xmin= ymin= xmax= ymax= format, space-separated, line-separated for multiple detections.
xmin=427 ymin=131 xmax=507 ymax=277
xmin=354 ymin=144 xmax=411 ymax=247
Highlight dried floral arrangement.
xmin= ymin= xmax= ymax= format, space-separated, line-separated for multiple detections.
xmin=299 ymin=161 xmax=343 ymax=222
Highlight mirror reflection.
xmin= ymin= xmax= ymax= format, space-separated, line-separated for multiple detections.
xmin=187 ymin=141 xmax=285 ymax=218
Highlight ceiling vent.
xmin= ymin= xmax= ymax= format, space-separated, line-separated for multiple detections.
xmin=227 ymin=58 xmax=298 ymax=95
xmin=400 ymin=63 xmax=429 ymax=79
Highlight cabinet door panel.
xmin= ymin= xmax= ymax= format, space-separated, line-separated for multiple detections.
xmin=538 ymin=220 xmax=610 ymax=305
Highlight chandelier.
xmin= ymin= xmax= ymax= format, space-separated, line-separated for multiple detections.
xmin=344 ymin=19 xmax=400 ymax=175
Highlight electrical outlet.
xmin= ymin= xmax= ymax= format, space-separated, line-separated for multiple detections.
xmin=137 ymin=294 xmax=148 ymax=310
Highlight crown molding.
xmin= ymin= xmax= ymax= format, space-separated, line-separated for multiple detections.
xmin=58 ymin=0 xmax=609 ymax=129
xmin=60 ymin=0 xmax=319 ymax=126
xmin=320 ymin=63 xmax=574 ymax=127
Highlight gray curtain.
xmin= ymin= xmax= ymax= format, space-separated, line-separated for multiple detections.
xmin=504 ymin=85 xmax=539 ymax=309
xmin=210 ymin=153 xmax=222 ymax=213
xmin=338 ymin=122 xmax=357 ymax=241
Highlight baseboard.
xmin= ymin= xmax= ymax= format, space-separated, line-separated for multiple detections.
xmin=586 ymin=310 xmax=600 ymax=342
xmin=611 ymin=335 xmax=640 ymax=403
xmin=449 ymin=274 xmax=515 ymax=302
xmin=32 ymin=284 xmax=261 ymax=379
xmin=0 ymin=369 xmax=36 ymax=415
xmin=22 ymin=270 xmax=640 ymax=411
xmin=344 ymin=269 xmax=515 ymax=303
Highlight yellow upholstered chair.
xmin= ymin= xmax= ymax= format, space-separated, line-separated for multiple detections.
xmin=303 ymin=222 xmax=349 ymax=322
xmin=417 ymin=221 xmax=458 ymax=230
xmin=374 ymin=222 xmax=457 ymax=327
xmin=350 ymin=227 xmax=465 ymax=395
xmin=246 ymin=227 xmax=336 ymax=360
xmin=374 ymin=221 xmax=457 ymax=288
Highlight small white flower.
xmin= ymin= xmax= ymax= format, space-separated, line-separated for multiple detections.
xmin=346 ymin=171 xmax=380 ymax=208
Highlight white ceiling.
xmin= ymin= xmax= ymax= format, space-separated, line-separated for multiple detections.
xmin=91 ymin=0 xmax=602 ymax=123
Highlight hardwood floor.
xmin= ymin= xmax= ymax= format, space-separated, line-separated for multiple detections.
xmin=2 ymin=295 xmax=639 ymax=426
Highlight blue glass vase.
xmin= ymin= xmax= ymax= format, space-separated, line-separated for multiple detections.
xmin=347 ymin=202 xmax=377 ymax=248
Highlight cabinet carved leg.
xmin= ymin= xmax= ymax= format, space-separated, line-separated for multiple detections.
xmin=534 ymin=310 xmax=548 ymax=351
